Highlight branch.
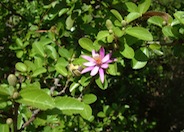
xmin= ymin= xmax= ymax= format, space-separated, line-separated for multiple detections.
xmin=20 ymin=109 xmax=40 ymax=130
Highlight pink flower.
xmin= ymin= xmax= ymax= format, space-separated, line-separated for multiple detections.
xmin=81 ymin=47 xmax=114 ymax=83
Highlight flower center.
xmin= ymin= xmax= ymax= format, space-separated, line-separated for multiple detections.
xmin=94 ymin=55 xmax=102 ymax=65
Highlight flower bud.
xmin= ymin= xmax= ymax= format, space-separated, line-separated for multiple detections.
xmin=12 ymin=92 xmax=19 ymax=99
xmin=7 ymin=74 xmax=17 ymax=86
xmin=106 ymin=19 xmax=113 ymax=30
xmin=121 ymin=20 xmax=127 ymax=27
xmin=6 ymin=118 xmax=13 ymax=125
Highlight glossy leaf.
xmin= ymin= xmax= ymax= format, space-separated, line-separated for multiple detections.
xmin=107 ymin=63 xmax=119 ymax=76
xmin=58 ymin=47 xmax=71 ymax=59
xmin=16 ymin=38 xmax=23 ymax=47
xmin=17 ymin=88 xmax=55 ymax=110
xmin=120 ymin=43 xmax=135 ymax=59
xmin=125 ymin=12 xmax=141 ymax=23
xmin=82 ymin=94 xmax=97 ymax=104
xmin=97 ymin=30 xmax=109 ymax=40
xmin=80 ymin=104 xmax=92 ymax=121
xmin=131 ymin=47 xmax=149 ymax=69
xmin=148 ymin=16 xmax=164 ymax=27
xmin=125 ymin=27 xmax=153 ymax=41
xmin=55 ymin=64 xmax=68 ymax=77
xmin=69 ymin=82 xmax=80 ymax=92
xmin=162 ymin=26 xmax=175 ymax=37
xmin=113 ymin=27 xmax=124 ymax=37
xmin=32 ymin=67 xmax=47 ymax=77
xmin=110 ymin=9 xmax=123 ymax=22
xmin=174 ymin=11 xmax=184 ymax=25
xmin=66 ymin=15 xmax=74 ymax=30
xmin=55 ymin=96 xmax=84 ymax=111
xmin=138 ymin=0 xmax=151 ymax=14
xmin=78 ymin=38 xmax=94 ymax=52
xmin=46 ymin=45 xmax=58 ymax=60
xmin=32 ymin=41 xmax=45 ymax=57
xmin=15 ymin=62 xmax=27 ymax=72
xmin=0 ymin=124 xmax=9 ymax=132
xmin=125 ymin=2 xmax=138 ymax=12
xmin=95 ymin=76 xmax=108 ymax=90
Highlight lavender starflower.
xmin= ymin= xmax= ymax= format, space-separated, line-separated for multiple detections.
xmin=81 ymin=47 xmax=114 ymax=83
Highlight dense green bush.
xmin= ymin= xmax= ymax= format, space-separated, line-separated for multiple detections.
xmin=1 ymin=0 xmax=184 ymax=131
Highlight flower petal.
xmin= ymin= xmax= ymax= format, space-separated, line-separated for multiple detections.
xmin=99 ymin=68 xmax=104 ymax=83
xmin=81 ymin=67 xmax=94 ymax=74
xmin=100 ymin=47 xmax=105 ymax=58
xmin=83 ymin=62 xmax=96 ymax=66
xmin=92 ymin=50 xmax=97 ymax=58
xmin=102 ymin=53 xmax=111 ymax=63
xmin=82 ymin=55 xmax=94 ymax=62
xmin=101 ymin=63 xmax=108 ymax=69
xmin=90 ymin=66 xmax=99 ymax=76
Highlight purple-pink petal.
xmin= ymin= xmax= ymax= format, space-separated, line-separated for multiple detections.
xmin=90 ymin=66 xmax=99 ymax=76
xmin=92 ymin=50 xmax=97 ymax=58
xmin=81 ymin=67 xmax=94 ymax=74
xmin=82 ymin=55 xmax=95 ymax=62
xmin=102 ymin=53 xmax=110 ymax=63
xmin=99 ymin=68 xmax=104 ymax=83
xmin=100 ymin=47 xmax=105 ymax=58
xmin=101 ymin=63 xmax=109 ymax=69
xmin=83 ymin=62 xmax=96 ymax=66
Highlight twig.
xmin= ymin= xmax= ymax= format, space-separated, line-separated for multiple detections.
xmin=57 ymin=79 xmax=70 ymax=96
xmin=13 ymin=102 xmax=19 ymax=132
xmin=21 ymin=109 xmax=40 ymax=130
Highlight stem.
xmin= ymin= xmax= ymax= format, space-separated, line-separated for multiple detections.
xmin=13 ymin=102 xmax=19 ymax=132
xmin=20 ymin=109 xmax=40 ymax=130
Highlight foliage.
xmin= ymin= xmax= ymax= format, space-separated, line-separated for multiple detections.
xmin=0 ymin=0 xmax=184 ymax=131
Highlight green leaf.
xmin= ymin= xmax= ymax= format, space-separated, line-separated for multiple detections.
xmin=58 ymin=8 xmax=69 ymax=17
xmin=17 ymin=88 xmax=55 ymax=110
xmin=125 ymin=12 xmax=141 ymax=23
xmin=57 ymin=57 xmax=68 ymax=67
xmin=174 ymin=11 xmax=184 ymax=25
xmin=15 ymin=62 xmax=27 ymax=72
xmin=16 ymin=38 xmax=23 ymax=48
xmin=131 ymin=47 xmax=149 ymax=69
xmin=24 ymin=60 xmax=36 ymax=72
xmin=39 ymin=36 xmax=53 ymax=46
xmin=125 ymin=2 xmax=138 ymax=12
xmin=110 ymin=9 xmax=123 ymax=22
xmin=113 ymin=27 xmax=124 ymax=37
xmin=96 ymin=30 xmax=110 ymax=40
xmin=46 ymin=45 xmax=58 ymax=60
xmin=16 ymin=50 xmax=24 ymax=58
xmin=69 ymin=82 xmax=80 ymax=92
xmin=55 ymin=64 xmax=68 ymax=77
xmin=0 ymin=85 xmax=14 ymax=96
xmin=66 ymin=15 xmax=74 ymax=30
xmin=82 ymin=94 xmax=97 ymax=104
xmin=162 ymin=26 xmax=175 ymax=37
xmin=148 ymin=16 xmax=164 ymax=27
xmin=149 ymin=43 xmax=161 ymax=50
xmin=107 ymin=63 xmax=120 ymax=76
xmin=79 ymin=75 xmax=91 ymax=87
xmin=32 ymin=67 xmax=47 ymax=77
xmin=125 ymin=27 xmax=153 ymax=41
xmin=120 ymin=43 xmax=135 ymax=59
xmin=95 ymin=76 xmax=108 ymax=90
xmin=58 ymin=47 xmax=71 ymax=59
xmin=80 ymin=104 xmax=92 ymax=121
xmin=55 ymin=97 xmax=84 ymax=112
xmin=138 ymin=0 xmax=151 ymax=14
xmin=78 ymin=38 xmax=94 ymax=52
xmin=32 ymin=41 xmax=45 ymax=57
xmin=0 ymin=124 xmax=9 ymax=132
